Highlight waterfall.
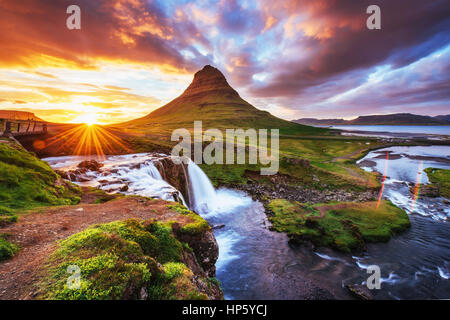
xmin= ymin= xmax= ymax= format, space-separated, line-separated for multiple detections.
xmin=187 ymin=159 xmax=217 ymax=214
xmin=45 ymin=153 xmax=252 ymax=216
xmin=145 ymin=161 xmax=164 ymax=180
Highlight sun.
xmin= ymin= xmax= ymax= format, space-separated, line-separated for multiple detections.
xmin=72 ymin=113 xmax=99 ymax=126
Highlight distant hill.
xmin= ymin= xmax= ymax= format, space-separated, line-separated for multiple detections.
xmin=293 ymin=113 xmax=450 ymax=126
xmin=114 ymin=65 xmax=325 ymax=136
xmin=434 ymin=115 xmax=450 ymax=122
xmin=0 ymin=110 xmax=43 ymax=121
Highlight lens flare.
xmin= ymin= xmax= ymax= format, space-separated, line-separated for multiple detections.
xmin=410 ymin=160 xmax=423 ymax=213
xmin=377 ymin=151 xmax=389 ymax=209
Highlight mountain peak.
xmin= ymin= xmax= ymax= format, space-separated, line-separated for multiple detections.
xmin=180 ymin=65 xmax=240 ymax=99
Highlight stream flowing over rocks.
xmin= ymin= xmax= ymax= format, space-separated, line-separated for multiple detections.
xmin=44 ymin=148 xmax=450 ymax=300
xmin=45 ymin=153 xmax=339 ymax=299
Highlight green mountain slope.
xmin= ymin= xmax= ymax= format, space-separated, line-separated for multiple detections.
xmin=114 ymin=65 xmax=326 ymax=136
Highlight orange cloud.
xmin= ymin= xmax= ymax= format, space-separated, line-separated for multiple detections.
xmin=0 ymin=0 xmax=202 ymax=72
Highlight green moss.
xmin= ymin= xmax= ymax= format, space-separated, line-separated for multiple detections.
xmin=268 ymin=199 xmax=410 ymax=253
xmin=38 ymin=219 xmax=215 ymax=300
xmin=207 ymin=277 xmax=222 ymax=289
xmin=0 ymin=143 xmax=82 ymax=211
xmin=424 ymin=168 xmax=450 ymax=198
xmin=162 ymin=262 xmax=187 ymax=280
xmin=166 ymin=203 xmax=211 ymax=235
xmin=148 ymin=262 xmax=208 ymax=300
xmin=166 ymin=203 xmax=191 ymax=215
xmin=0 ymin=234 xmax=19 ymax=261
xmin=180 ymin=213 xmax=211 ymax=235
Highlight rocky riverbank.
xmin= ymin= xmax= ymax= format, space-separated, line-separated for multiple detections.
xmin=224 ymin=172 xmax=377 ymax=206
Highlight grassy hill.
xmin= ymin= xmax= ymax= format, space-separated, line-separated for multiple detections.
xmin=0 ymin=138 xmax=81 ymax=212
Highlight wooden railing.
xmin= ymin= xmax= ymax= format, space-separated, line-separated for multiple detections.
xmin=0 ymin=119 xmax=47 ymax=137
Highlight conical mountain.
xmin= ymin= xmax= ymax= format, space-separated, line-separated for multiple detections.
xmin=118 ymin=65 xmax=324 ymax=136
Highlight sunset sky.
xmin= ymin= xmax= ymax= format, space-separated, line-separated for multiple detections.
xmin=0 ymin=0 xmax=449 ymax=124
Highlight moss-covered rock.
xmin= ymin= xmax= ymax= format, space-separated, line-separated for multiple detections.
xmin=165 ymin=203 xmax=217 ymax=276
xmin=424 ymin=168 xmax=450 ymax=199
xmin=37 ymin=219 xmax=222 ymax=300
xmin=166 ymin=203 xmax=211 ymax=235
xmin=268 ymin=199 xmax=410 ymax=253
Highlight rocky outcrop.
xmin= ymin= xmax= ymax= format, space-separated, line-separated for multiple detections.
xmin=283 ymin=157 xmax=310 ymax=168
xmin=154 ymin=156 xmax=191 ymax=207
xmin=55 ymin=160 xmax=104 ymax=182
xmin=172 ymin=223 xmax=219 ymax=277
xmin=77 ymin=160 xmax=104 ymax=171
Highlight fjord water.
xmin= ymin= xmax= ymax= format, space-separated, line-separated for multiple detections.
xmin=45 ymin=149 xmax=450 ymax=299
xmin=328 ymin=125 xmax=450 ymax=135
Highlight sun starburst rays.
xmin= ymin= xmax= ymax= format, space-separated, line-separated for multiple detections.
xmin=43 ymin=124 xmax=132 ymax=159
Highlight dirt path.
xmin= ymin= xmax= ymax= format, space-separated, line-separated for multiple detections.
xmin=0 ymin=195 xmax=193 ymax=300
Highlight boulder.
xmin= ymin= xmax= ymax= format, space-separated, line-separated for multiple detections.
xmin=77 ymin=160 xmax=104 ymax=171
xmin=345 ymin=284 xmax=373 ymax=300
xmin=411 ymin=184 xmax=439 ymax=197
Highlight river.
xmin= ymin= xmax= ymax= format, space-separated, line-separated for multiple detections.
xmin=44 ymin=147 xmax=450 ymax=299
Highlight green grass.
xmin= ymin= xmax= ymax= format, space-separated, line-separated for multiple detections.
xmin=38 ymin=219 xmax=217 ymax=300
xmin=199 ymin=149 xmax=379 ymax=191
xmin=424 ymin=168 xmax=450 ymax=198
xmin=0 ymin=233 xmax=19 ymax=261
xmin=0 ymin=205 xmax=18 ymax=226
xmin=268 ymin=199 xmax=410 ymax=253
xmin=0 ymin=142 xmax=82 ymax=210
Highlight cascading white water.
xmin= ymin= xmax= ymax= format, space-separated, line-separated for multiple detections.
xmin=187 ymin=159 xmax=217 ymax=214
xmin=186 ymin=159 xmax=252 ymax=216
xmin=44 ymin=153 xmax=187 ymax=206
xmin=44 ymin=153 xmax=251 ymax=216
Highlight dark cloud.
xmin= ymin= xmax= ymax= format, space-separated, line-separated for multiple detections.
xmin=248 ymin=0 xmax=450 ymax=98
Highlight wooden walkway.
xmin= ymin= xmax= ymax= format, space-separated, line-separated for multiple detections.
xmin=0 ymin=118 xmax=47 ymax=137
